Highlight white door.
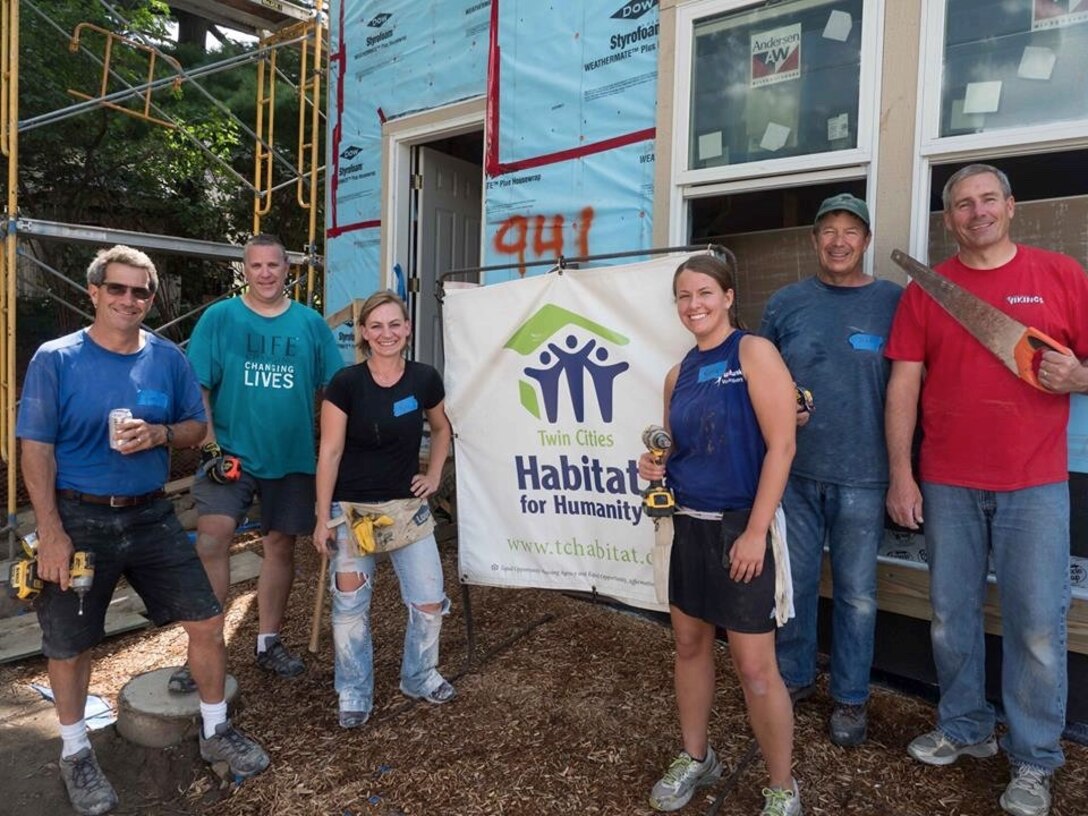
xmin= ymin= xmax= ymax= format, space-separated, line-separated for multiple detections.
xmin=415 ymin=145 xmax=482 ymax=371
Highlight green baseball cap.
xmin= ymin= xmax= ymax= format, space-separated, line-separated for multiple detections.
xmin=815 ymin=193 xmax=870 ymax=227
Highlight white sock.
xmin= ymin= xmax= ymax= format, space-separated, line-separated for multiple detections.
xmin=200 ymin=700 xmax=228 ymax=739
xmin=256 ymin=633 xmax=278 ymax=653
xmin=60 ymin=720 xmax=90 ymax=759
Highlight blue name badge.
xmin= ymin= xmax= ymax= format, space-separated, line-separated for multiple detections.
xmin=848 ymin=332 xmax=886 ymax=353
xmin=393 ymin=395 xmax=419 ymax=417
xmin=136 ymin=389 xmax=169 ymax=409
xmin=698 ymin=361 xmax=727 ymax=383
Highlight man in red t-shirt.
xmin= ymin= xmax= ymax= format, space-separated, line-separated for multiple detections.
xmin=884 ymin=163 xmax=1088 ymax=816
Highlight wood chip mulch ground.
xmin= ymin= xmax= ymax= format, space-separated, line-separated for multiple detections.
xmin=2 ymin=534 xmax=1086 ymax=815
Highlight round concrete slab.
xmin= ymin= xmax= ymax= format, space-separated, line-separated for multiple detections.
xmin=116 ymin=667 xmax=240 ymax=748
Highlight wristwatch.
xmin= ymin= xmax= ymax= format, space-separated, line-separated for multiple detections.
xmin=164 ymin=424 xmax=175 ymax=447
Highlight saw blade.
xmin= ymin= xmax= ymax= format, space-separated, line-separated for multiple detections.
xmin=890 ymin=250 xmax=1025 ymax=377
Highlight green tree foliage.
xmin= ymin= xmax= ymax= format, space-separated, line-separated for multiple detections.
xmin=7 ymin=0 xmax=326 ymax=343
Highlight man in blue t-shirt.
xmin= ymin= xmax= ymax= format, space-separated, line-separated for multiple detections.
xmin=759 ymin=194 xmax=902 ymax=747
xmin=181 ymin=234 xmax=342 ymax=684
xmin=17 ymin=245 xmax=268 ymax=815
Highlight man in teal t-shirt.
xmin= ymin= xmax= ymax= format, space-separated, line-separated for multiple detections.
xmin=180 ymin=234 xmax=342 ymax=685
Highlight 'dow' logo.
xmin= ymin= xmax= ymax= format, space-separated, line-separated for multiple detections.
xmin=505 ymin=305 xmax=630 ymax=424
xmin=339 ymin=145 xmax=363 ymax=160
xmin=367 ymin=13 xmax=392 ymax=27
xmin=611 ymin=0 xmax=658 ymax=20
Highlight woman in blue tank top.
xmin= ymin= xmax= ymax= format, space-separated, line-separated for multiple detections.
xmin=638 ymin=254 xmax=801 ymax=815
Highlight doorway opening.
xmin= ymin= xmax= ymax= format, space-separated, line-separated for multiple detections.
xmin=406 ymin=130 xmax=484 ymax=371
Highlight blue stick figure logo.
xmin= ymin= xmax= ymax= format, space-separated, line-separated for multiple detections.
xmin=505 ymin=305 xmax=630 ymax=423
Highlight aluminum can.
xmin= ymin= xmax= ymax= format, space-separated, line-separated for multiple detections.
xmin=108 ymin=408 xmax=133 ymax=451
xmin=20 ymin=529 xmax=39 ymax=558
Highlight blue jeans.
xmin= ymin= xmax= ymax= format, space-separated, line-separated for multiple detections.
xmin=775 ymin=476 xmax=884 ymax=704
xmin=922 ymin=481 xmax=1069 ymax=771
xmin=328 ymin=503 xmax=450 ymax=715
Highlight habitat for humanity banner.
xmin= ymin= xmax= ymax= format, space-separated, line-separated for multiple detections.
xmin=443 ymin=254 xmax=697 ymax=609
xmin=483 ymin=0 xmax=659 ymax=280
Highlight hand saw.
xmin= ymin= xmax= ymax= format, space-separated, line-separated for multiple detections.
xmin=890 ymin=249 xmax=1072 ymax=392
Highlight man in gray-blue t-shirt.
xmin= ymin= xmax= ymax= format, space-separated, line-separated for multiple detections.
xmin=759 ymin=193 xmax=902 ymax=748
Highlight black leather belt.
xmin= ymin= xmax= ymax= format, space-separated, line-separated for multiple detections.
xmin=56 ymin=489 xmax=165 ymax=508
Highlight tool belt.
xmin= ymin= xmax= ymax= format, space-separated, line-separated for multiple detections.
xmin=57 ymin=489 xmax=164 ymax=508
xmin=340 ymin=497 xmax=435 ymax=555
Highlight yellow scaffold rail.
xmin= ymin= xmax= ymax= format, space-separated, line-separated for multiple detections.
xmin=1 ymin=0 xmax=19 ymax=533
xmin=251 ymin=12 xmax=326 ymax=303
xmin=252 ymin=45 xmax=277 ymax=230
xmin=66 ymin=22 xmax=184 ymax=130
xmin=297 ymin=1 xmax=325 ymax=305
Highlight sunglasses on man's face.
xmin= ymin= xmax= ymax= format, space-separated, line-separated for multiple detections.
xmin=99 ymin=281 xmax=153 ymax=301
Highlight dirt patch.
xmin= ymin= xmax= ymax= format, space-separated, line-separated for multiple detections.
xmin=2 ymin=537 xmax=1086 ymax=815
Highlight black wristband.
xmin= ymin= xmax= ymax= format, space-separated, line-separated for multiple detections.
xmin=164 ymin=424 xmax=174 ymax=447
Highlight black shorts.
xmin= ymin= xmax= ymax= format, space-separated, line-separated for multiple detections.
xmin=36 ymin=497 xmax=222 ymax=660
xmin=669 ymin=513 xmax=776 ymax=634
xmin=192 ymin=469 xmax=316 ymax=535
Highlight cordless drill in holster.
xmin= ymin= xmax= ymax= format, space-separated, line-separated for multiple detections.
xmin=201 ymin=442 xmax=242 ymax=484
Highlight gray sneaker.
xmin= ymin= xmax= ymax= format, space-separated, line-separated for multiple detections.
xmin=787 ymin=683 xmax=816 ymax=705
xmin=59 ymin=747 xmax=119 ymax=815
xmin=400 ymin=679 xmax=457 ymax=705
xmin=255 ymin=635 xmax=304 ymax=678
xmin=199 ymin=721 xmax=271 ymax=778
xmin=339 ymin=709 xmax=370 ymax=729
xmin=1000 ymin=765 xmax=1052 ymax=816
xmin=167 ymin=664 xmax=197 ymax=695
xmin=829 ymin=702 xmax=867 ymax=747
xmin=907 ymin=729 xmax=998 ymax=766
xmin=648 ymin=747 xmax=723 ymax=812
xmin=761 ymin=778 xmax=802 ymax=816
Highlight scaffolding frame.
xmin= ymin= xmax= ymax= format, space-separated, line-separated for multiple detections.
xmin=0 ymin=0 xmax=330 ymax=550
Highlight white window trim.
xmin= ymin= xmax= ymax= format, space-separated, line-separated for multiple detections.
xmin=380 ymin=98 xmax=486 ymax=293
xmin=669 ymin=0 xmax=884 ymax=254
xmin=917 ymin=1 xmax=1088 ymax=157
xmin=671 ymin=0 xmax=882 ymax=189
xmin=910 ymin=0 xmax=1088 ymax=256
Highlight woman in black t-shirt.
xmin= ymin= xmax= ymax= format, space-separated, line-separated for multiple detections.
xmin=313 ymin=291 xmax=454 ymax=729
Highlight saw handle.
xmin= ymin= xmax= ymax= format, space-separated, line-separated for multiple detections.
xmin=1015 ymin=328 xmax=1074 ymax=391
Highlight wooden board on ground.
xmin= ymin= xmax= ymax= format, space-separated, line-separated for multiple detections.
xmin=820 ymin=556 xmax=1088 ymax=655
xmin=0 ymin=550 xmax=263 ymax=664
xmin=228 ymin=550 xmax=263 ymax=584
xmin=0 ymin=605 xmax=149 ymax=665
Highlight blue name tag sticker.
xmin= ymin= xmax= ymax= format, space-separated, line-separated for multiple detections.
xmin=848 ymin=333 xmax=886 ymax=352
xmin=698 ymin=361 xmax=727 ymax=383
xmin=135 ymin=389 xmax=169 ymax=409
xmin=393 ymin=395 xmax=419 ymax=417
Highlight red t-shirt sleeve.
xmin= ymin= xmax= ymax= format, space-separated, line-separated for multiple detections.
xmin=885 ymin=281 xmax=927 ymax=363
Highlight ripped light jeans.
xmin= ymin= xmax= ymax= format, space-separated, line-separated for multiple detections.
xmin=329 ymin=502 xmax=451 ymax=716
xmin=922 ymin=481 xmax=1069 ymax=771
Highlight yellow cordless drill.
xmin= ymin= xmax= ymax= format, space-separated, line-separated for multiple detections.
xmin=7 ymin=531 xmax=95 ymax=614
xmin=641 ymin=425 xmax=676 ymax=518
